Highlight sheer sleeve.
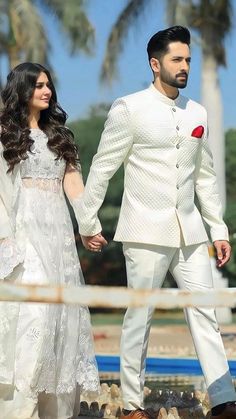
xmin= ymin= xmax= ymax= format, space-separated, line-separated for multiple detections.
xmin=0 ymin=142 xmax=24 ymax=279
xmin=63 ymin=163 xmax=94 ymax=232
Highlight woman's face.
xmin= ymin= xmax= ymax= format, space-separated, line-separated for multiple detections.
xmin=29 ymin=72 xmax=52 ymax=114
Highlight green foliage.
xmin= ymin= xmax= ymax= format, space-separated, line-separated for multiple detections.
xmin=223 ymin=129 xmax=236 ymax=284
xmin=225 ymin=129 xmax=236 ymax=203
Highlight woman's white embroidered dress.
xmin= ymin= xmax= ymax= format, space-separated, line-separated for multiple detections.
xmin=0 ymin=128 xmax=99 ymax=418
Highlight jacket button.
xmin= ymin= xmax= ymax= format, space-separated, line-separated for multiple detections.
xmin=176 ymin=144 xmax=180 ymax=149
xmin=176 ymin=185 xmax=179 ymax=189
xmin=172 ymin=108 xmax=176 ymax=112
xmin=176 ymin=163 xmax=179 ymax=168
xmin=176 ymin=126 xmax=179 ymax=130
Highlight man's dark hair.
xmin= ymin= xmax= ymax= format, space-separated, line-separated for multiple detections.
xmin=147 ymin=26 xmax=191 ymax=61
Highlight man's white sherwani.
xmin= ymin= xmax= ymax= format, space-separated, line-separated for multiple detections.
xmin=77 ymin=83 xmax=228 ymax=245
xmin=76 ymin=84 xmax=235 ymax=410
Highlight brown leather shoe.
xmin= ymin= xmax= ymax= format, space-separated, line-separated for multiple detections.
xmin=120 ymin=408 xmax=151 ymax=419
xmin=210 ymin=402 xmax=236 ymax=418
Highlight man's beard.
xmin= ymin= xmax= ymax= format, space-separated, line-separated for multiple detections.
xmin=160 ymin=66 xmax=188 ymax=89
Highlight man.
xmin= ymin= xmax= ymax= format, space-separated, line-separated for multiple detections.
xmin=77 ymin=26 xmax=236 ymax=419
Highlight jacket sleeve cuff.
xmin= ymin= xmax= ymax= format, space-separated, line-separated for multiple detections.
xmin=69 ymin=196 xmax=102 ymax=237
xmin=78 ymin=219 xmax=102 ymax=237
xmin=210 ymin=226 xmax=229 ymax=243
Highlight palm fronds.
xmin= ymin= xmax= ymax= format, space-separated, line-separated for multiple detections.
xmin=41 ymin=0 xmax=95 ymax=55
xmin=100 ymin=0 xmax=152 ymax=83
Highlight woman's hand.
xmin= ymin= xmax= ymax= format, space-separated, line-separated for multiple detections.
xmin=81 ymin=233 xmax=108 ymax=252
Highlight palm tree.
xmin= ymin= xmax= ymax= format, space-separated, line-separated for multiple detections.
xmin=101 ymin=0 xmax=233 ymax=210
xmin=0 ymin=0 xmax=95 ymax=74
xmin=100 ymin=0 xmax=150 ymax=83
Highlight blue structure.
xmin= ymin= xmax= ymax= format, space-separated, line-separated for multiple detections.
xmin=96 ymin=355 xmax=236 ymax=376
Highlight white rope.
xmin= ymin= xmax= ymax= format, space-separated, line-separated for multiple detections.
xmin=0 ymin=282 xmax=236 ymax=308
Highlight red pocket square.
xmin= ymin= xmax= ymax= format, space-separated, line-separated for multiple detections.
xmin=191 ymin=125 xmax=204 ymax=138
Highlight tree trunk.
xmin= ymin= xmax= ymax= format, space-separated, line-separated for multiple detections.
xmin=201 ymin=53 xmax=226 ymax=212
xmin=8 ymin=46 xmax=20 ymax=70
xmin=201 ymin=51 xmax=231 ymax=324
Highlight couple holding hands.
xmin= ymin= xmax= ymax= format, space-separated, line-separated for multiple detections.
xmin=0 ymin=25 xmax=235 ymax=419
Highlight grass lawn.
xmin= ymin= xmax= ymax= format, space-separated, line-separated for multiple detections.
xmin=91 ymin=309 xmax=236 ymax=327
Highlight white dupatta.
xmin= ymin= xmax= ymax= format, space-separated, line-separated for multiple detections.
xmin=0 ymin=142 xmax=24 ymax=279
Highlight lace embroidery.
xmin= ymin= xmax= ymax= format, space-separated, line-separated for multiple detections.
xmin=0 ymin=128 xmax=100 ymax=400
xmin=0 ymin=237 xmax=24 ymax=279
xmin=26 ymin=327 xmax=41 ymax=341
xmin=22 ymin=178 xmax=61 ymax=193
xmin=0 ymin=301 xmax=19 ymax=383
xmin=20 ymin=129 xmax=66 ymax=180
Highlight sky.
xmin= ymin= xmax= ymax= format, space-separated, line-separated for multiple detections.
xmin=5 ymin=1 xmax=236 ymax=129
xmin=41 ymin=0 xmax=236 ymax=130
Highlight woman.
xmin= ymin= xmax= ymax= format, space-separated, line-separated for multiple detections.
xmin=0 ymin=63 xmax=101 ymax=419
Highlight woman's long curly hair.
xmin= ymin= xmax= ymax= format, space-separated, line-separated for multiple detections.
xmin=0 ymin=62 xmax=79 ymax=172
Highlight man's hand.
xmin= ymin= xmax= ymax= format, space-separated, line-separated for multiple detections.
xmin=81 ymin=233 xmax=107 ymax=252
xmin=213 ymin=240 xmax=231 ymax=268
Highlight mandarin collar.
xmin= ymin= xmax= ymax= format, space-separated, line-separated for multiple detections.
xmin=148 ymin=83 xmax=182 ymax=106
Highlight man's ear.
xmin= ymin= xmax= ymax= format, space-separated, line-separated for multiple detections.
xmin=150 ymin=57 xmax=160 ymax=74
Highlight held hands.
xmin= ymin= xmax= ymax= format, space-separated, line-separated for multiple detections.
xmin=81 ymin=233 xmax=108 ymax=252
xmin=213 ymin=240 xmax=231 ymax=268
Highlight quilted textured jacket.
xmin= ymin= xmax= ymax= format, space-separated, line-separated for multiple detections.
xmin=75 ymin=84 xmax=228 ymax=247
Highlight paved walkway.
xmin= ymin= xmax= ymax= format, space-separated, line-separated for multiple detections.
xmin=77 ymin=320 xmax=236 ymax=418
xmin=93 ymin=322 xmax=236 ymax=358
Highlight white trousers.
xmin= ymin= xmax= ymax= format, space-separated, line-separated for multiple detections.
xmin=120 ymin=242 xmax=236 ymax=410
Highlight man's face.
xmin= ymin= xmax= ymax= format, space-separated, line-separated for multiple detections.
xmin=157 ymin=41 xmax=191 ymax=88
